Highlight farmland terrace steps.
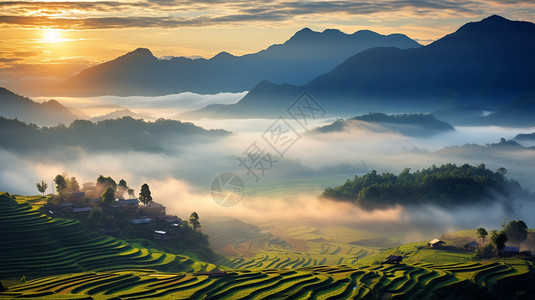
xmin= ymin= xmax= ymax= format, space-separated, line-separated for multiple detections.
xmin=3 ymin=260 xmax=533 ymax=299
xmin=0 ymin=193 xmax=189 ymax=278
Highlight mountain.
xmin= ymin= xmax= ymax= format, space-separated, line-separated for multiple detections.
xmin=189 ymin=15 xmax=535 ymax=119
xmin=314 ymin=113 xmax=454 ymax=137
xmin=0 ymin=87 xmax=78 ymax=126
xmin=54 ymin=29 xmax=420 ymax=96
xmin=91 ymin=108 xmax=153 ymax=122
xmin=0 ymin=117 xmax=229 ymax=154
xmin=477 ymin=95 xmax=535 ymax=127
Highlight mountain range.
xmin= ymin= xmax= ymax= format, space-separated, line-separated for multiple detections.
xmin=186 ymin=15 xmax=535 ymax=119
xmin=314 ymin=113 xmax=454 ymax=137
xmin=0 ymin=88 xmax=78 ymax=126
xmin=53 ymin=29 xmax=420 ymax=96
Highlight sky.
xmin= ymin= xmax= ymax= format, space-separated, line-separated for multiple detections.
xmin=0 ymin=0 xmax=534 ymax=95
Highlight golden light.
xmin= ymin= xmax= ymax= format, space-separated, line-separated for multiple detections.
xmin=42 ymin=29 xmax=64 ymax=43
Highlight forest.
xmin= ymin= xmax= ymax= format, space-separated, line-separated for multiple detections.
xmin=322 ymin=163 xmax=534 ymax=210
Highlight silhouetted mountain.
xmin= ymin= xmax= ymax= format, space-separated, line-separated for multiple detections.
xmin=0 ymin=87 xmax=78 ymax=126
xmin=92 ymin=109 xmax=153 ymax=122
xmin=191 ymin=15 xmax=535 ymax=118
xmin=0 ymin=117 xmax=229 ymax=154
xmin=515 ymin=132 xmax=535 ymax=142
xmin=55 ymin=29 xmax=420 ymax=96
xmin=432 ymin=105 xmax=489 ymax=125
xmin=477 ymin=95 xmax=535 ymax=127
xmin=314 ymin=113 xmax=454 ymax=137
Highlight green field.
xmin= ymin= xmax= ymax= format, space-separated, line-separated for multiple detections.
xmin=1 ymin=192 xmax=534 ymax=299
xmin=2 ymin=258 xmax=533 ymax=299
xmin=0 ymin=192 xmax=214 ymax=280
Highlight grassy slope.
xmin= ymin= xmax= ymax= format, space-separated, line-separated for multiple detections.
xmin=0 ymin=192 xmax=214 ymax=281
xmin=2 ymin=192 xmax=534 ymax=299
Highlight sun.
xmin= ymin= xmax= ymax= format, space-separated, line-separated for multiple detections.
xmin=42 ymin=29 xmax=64 ymax=43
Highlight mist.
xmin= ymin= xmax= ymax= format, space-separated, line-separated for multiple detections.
xmin=1 ymin=111 xmax=535 ymax=245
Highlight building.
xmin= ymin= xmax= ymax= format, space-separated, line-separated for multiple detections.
xmin=501 ymin=246 xmax=520 ymax=257
xmin=58 ymin=202 xmax=75 ymax=213
xmin=131 ymin=218 xmax=152 ymax=225
xmin=72 ymin=192 xmax=86 ymax=202
xmin=429 ymin=239 xmax=446 ymax=248
xmin=464 ymin=241 xmax=480 ymax=251
xmin=153 ymin=230 xmax=169 ymax=240
xmin=121 ymin=199 xmax=140 ymax=212
xmin=145 ymin=202 xmax=166 ymax=216
xmin=163 ymin=216 xmax=183 ymax=226
xmin=72 ymin=207 xmax=92 ymax=216
xmin=384 ymin=255 xmax=403 ymax=264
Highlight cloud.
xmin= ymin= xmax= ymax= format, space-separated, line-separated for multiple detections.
xmin=1 ymin=0 xmax=532 ymax=30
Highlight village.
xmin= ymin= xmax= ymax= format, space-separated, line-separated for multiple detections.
xmin=40 ymin=174 xmax=206 ymax=248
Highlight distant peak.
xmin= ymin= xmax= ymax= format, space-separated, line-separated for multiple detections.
xmin=482 ymin=15 xmax=508 ymax=23
xmin=118 ymin=48 xmax=156 ymax=61
xmin=211 ymin=51 xmax=236 ymax=60
xmin=130 ymin=48 xmax=154 ymax=56
xmin=352 ymin=29 xmax=381 ymax=37
xmin=322 ymin=28 xmax=344 ymax=35
xmin=296 ymin=27 xmax=314 ymax=34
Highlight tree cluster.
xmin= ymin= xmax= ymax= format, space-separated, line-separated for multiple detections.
xmin=322 ymin=163 xmax=526 ymax=210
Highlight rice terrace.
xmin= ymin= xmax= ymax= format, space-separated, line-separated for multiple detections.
xmin=1 ymin=190 xmax=534 ymax=299
xmin=1 ymin=2 xmax=535 ymax=299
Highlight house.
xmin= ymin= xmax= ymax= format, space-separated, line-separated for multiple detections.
xmin=464 ymin=241 xmax=480 ymax=251
xmin=163 ymin=216 xmax=183 ymax=225
xmin=145 ymin=202 xmax=166 ymax=216
xmin=72 ymin=192 xmax=86 ymax=202
xmin=384 ymin=255 xmax=403 ymax=264
xmin=58 ymin=202 xmax=75 ymax=213
xmin=88 ymin=198 xmax=102 ymax=207
xmin=121 ymin=199 xmax=140 ymax=212
xmin=72 ymin=207 xmax=92 ymax=215
xmin=131 ymin=218 xmax=152 ymax=225
xmin=501 ymin=246 xmax=520 ymax=257
xmin=194 ymin=271 xmax=228 ymax=277
xmin=153 ymin=230 xmax=169 ymax=240
xmin=429 ymin=239 xmax=446 ymax=248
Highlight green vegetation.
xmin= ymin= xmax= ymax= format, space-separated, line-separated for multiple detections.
xmin=322 ymin=163 xmax=533 ymax=210
xmin=2 ymin=257 xmax=533 ymax=299
xmin=0 ymin=116 xmax=229 ymax=154
xmin=0 ymin=192 xmax=214 ymax=280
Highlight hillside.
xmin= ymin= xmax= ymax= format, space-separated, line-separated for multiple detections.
xmin=0 ymin=192 xmax=209 ymax=279
xmin=0 ymin=116 xmax=229 ymax=154
xmin=0 ymin=87 xmax=78 ymax=126
xmin=189 ymin=15 xmax=535 ymax=119
xmin=322 ymin=163 xmax=534 ymax=210
xmin=477 ymin=95 xmax=535 ymax=127
xmin=54 ymin=29 xmax=420 ymax=96
xmin=3 ymin=231 xmax=534 ymax=299
xmin=314 ymin=113 xmax=454 ymax=137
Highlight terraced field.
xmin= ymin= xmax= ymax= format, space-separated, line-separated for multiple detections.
xmin=0 ymin=193 xmax=210 ymax=279
xmin=204 ymin=218 xmax=382 ymax=270
xmin=2 ymin=259 xmax=533 ymax=299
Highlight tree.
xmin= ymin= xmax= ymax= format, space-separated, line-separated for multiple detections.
xmin=96 ymin=175 xmax=117 ymax=194
xmin=491 ymin=230 xmax=508 ymax=253
xmin=189 ymin=212 xmax=201 ymax=231
xmin=476 ymin=227 xmax=488 ymax=245
xmin=67 ymin=177 xmax=80 ymax=193
xmin=127 ymin=188 xmax=135 ymax=199
xmin=54 ymin=174 xmax=67 ymax=194
xmin=503 ymin=220 xmax=528 ymax=245
xmin=497 ymin=167 xmax=507 ymax=176
xmin=138 ymin=183 xmax=152 ymax=205
xmin=101 ymin=186 xmax=115 ymax=204
xmin=117 ymin=179 xmax=128 ymax=199
xmin=36 ymin=180 xmax=48 ymax=195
